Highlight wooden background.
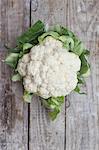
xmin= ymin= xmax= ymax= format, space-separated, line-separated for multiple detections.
xmin=0 ymin=0 xmax=99 ymax=150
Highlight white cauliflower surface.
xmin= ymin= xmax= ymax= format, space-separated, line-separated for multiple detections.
xmin=17 ymin=37 xmax=81 ymax=99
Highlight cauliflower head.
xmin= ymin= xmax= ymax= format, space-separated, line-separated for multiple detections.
xmin=17 ymin=36 xmax=81 ymax=99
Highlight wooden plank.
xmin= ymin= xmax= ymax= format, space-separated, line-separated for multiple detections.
xmin=66 ymin=0 xmax=99 ymax=150
xmin=30 ymin=0 xmax=67 ymax=149
xmin=0 ymin=0 xmax=30 ymax=149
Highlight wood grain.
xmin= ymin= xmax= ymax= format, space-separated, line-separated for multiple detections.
xmin=66 ymin=0 xmax=99 ymax=150
xmin=29 ymin=0 xmax=67 ymax=150
xmin=0 ymin=0 xmax=30 ymax=149
xmin=0 ymin=0 xmax=99 ymax=150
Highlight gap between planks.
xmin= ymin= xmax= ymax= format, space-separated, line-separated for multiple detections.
xmin=28 ymin=1 xmax=32 ymax=150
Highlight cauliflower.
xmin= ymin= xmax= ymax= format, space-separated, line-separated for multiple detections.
xmin=5 ymin=20 xmax=90 ymax=120
xmin=17 ymin=37 xmax=81 ymax=99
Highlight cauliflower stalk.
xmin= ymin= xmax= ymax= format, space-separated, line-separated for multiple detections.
xmin=5 ymin=20 xmax=90 ymax=120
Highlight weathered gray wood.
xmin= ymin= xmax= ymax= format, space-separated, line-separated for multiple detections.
xmin=0 ymin=0 xmax=30 ymax=149
xmin=66 ymin=0 xmax=99 ymax=150
xmin=0 ymin=0 xmax=99 ymax=150
xmin=29 ymin=96 xmax=65 ymax=150
xmin=30 ymin=0 xmax=67 ymax=150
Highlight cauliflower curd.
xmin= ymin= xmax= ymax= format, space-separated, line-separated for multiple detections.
xmin=17 ymin=37 xmax=81 ymax=99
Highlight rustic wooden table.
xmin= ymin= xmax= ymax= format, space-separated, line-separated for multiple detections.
xmin=0 ymin=0 xmax=99 ymax=150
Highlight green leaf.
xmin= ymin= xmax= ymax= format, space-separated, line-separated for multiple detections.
xmin=51 ymin=98 xmax=59 ymax=106
xmin=83 ymin=49 xmax=90 ymax=55
xmin=49 ymin=108 xmax=60 ymax=121
xmin=41 ymin=96 xmax=64 ymax=120
xmin=38 ymin=31 xmax=60 ymax=43
xmin=82 ymin=68 xmax=90 ymax=77
xmin=19 ymin=51 xmax=24 ymax=58
xmin=23 ymin=43 xmax=33 ymax=51
xmin=73 ymin=40 xmax=84 ymax=56
xmin=52 ymin=25 xmax=74 ymax=37
xmin=5 ymin=53 xmax=19 ymax=68
xmin=4 ymin=45 xmax=20 ymax=53
xmin=74 ymin=85 xmax=86 ymax=94
xmin=77 ymin=74 xmax=85 ymax=84
xmin=17 ymin=20 xmax=45 ymax=44
xmin=23 ymin=91 xmax=33 ymax=103
xmin=17 ymin=43 xmax=33 ymax=58
xmin=79 ymin=54 xmax=90 ymax=75
xmin=12 ymin=73 xmax=22 ymax=82
xmin=52 ymin=25 xmax=84 ymax=56
xmin=59 ymin=35 xmax=74 ymax=49
xmin=74 ymin=85 xmax=80 ymax=93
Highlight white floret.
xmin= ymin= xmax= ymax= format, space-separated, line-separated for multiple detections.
xmin=23 ymin=76 xmax=37 ymax=93
xmin=17 ymin=54 xmax=29 ymax=76
xmin=17 ymin=37 xmax=81 ymax=99
xmin=43 ymin=36 xmax=63 ymax=48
